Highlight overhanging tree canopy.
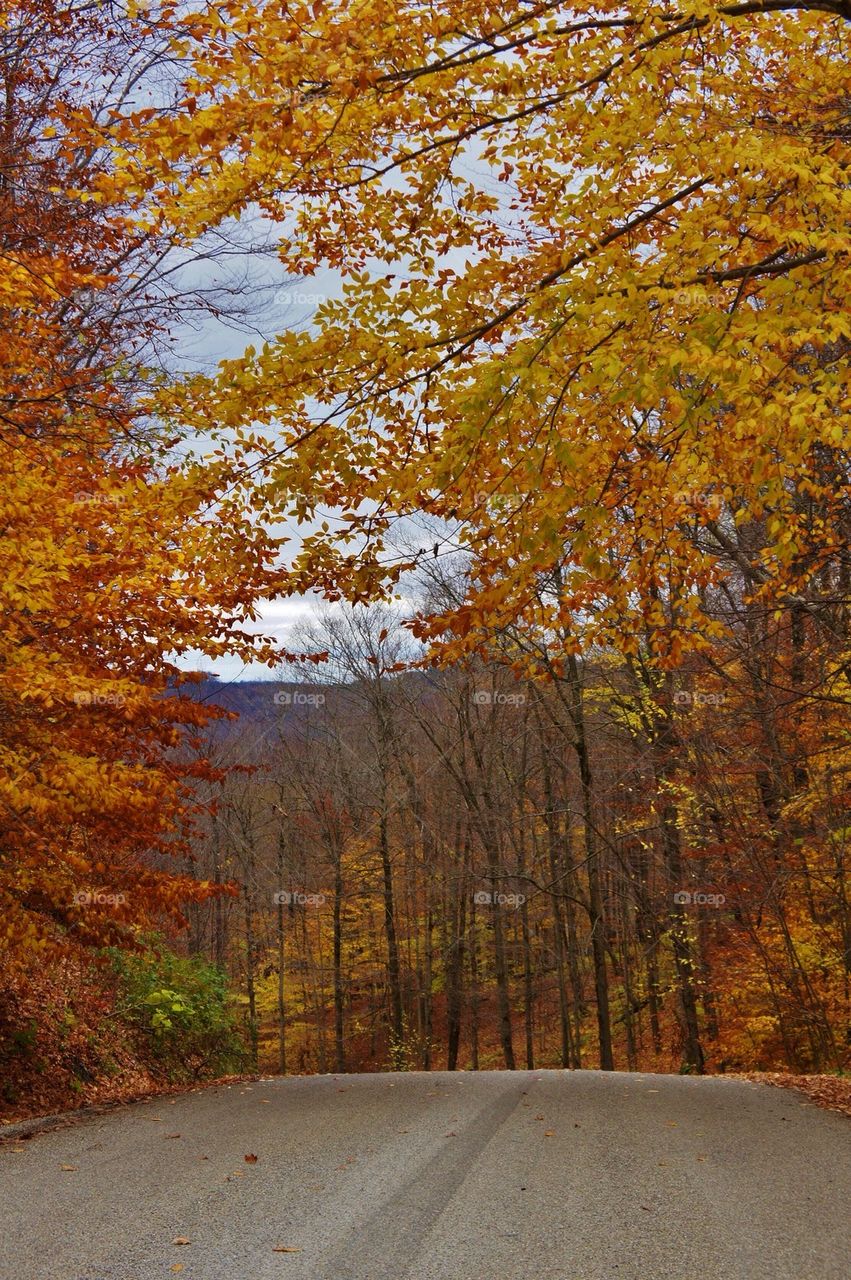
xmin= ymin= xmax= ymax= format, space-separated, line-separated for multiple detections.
xmin=115 ymin=0 xmax=849 ymax=664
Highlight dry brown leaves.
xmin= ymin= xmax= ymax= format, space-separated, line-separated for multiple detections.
xmin=735 ymin=1072 xmax=851 ymax=1119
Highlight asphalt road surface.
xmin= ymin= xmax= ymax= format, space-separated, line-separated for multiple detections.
xmin=1 ymin=1070 xmax=848 ymax=1280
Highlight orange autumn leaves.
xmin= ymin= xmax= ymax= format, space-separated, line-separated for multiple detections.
xmin=0 ymin=0 xmax=279 ymax=962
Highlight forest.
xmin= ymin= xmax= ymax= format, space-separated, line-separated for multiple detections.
xmin=184 ymin=584 xmax=849 ymax=1081
xmin=1 ymin=0 xmax=849 ymax=1119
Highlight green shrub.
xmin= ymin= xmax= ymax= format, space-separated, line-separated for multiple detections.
xmin=109 ymin=941 xmax=246 ymax=1082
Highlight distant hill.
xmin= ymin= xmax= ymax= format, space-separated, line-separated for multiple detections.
xmin=179 ymin=677 xmax=291 ymax=722
xmin=172 ymin=676 xmax=349 ymax=743
xmin=173 ymin=670 xmax=436 ymax=742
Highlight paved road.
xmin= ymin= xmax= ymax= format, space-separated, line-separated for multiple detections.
xmin=1 ymin=1070 xmax=848 ymax=1280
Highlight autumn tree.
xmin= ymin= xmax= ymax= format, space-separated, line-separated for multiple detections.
xmin=0 ymin=0 xmax=280 ymax=973
xmin=111 ymin=0 xmax=846 ymax=644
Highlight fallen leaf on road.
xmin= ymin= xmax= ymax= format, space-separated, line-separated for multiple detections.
xmin=244 ymin=1153 xmax=259 ymax=1163
xmin=170 ymin=1266 xmax=183 ymax=1274
xmin=543 ymin=1130 xmax=555 ymax=1138
xmin=272 ymin=1246 xmax=302 ymax=1253
xmin=172 ymin=1237 xmax=191 ymax=1246
xmin=60 ymin=1165 xmax=78 ymax=1172
xmin=165 ymin=1134 xmax=181 ymax=1140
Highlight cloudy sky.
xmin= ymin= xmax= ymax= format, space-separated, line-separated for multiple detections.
xmin=171 ymin=195 xmax=477 ymax=679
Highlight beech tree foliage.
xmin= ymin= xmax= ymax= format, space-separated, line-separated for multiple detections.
xmin=116 ymin=0 xmax=850 ymax=661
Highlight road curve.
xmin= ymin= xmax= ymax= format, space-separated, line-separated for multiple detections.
xmin=1 ymin=1070 xmax=848 ymax=1280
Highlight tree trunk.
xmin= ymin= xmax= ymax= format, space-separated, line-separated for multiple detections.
xmin=565 ymin=653 xmax=614 ymax=1070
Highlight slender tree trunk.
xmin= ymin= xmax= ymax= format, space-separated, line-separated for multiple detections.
xmin=469 ymin=897 xmax=480 ymax=1070
xmin=484 ymin=830 xmax=516 ymax=1069
xmin=333 ymin=849 xmax=345 ymax=1071
xmin=521 ymin=892 xmax=535 ymax=1069
xmin=565 ymin=653 xmax=614 ymax=1070
xmin=422 ymin=905 xmax=434 ymax=1069
xmin=243 ymin=880 xmax=259 ymax=1068
xmin=446 ymin=834 xmax=468 ymax=1070
xmin=212 ymin=819 xmax=226 ymax=972
xmin=379 ymin=801 xmax=405 ymax=1065
xmin=537 ymin=720 xmax=573 ymax=1068
xmin=276 ymin=837 xmax=287 ymax=1074
xmin=653 ymin=719 xmax=705 ymax=1073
